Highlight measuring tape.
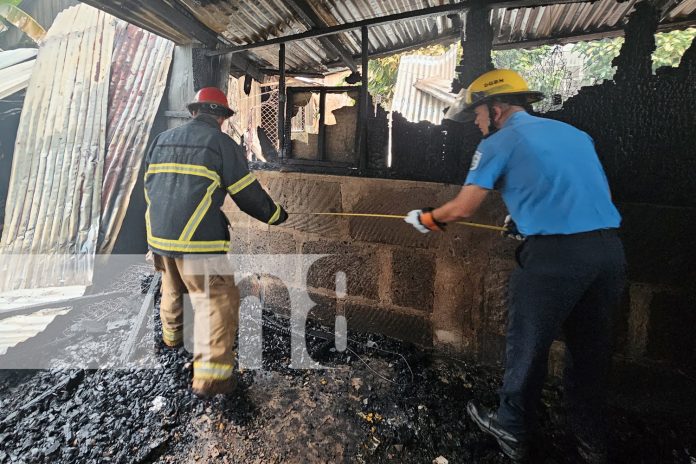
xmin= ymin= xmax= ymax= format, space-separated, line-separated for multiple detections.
xmin=289 ymin=212 xmax=506 ymax=232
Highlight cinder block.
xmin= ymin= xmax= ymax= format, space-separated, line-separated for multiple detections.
xmin=301 ymin=240 xmax=379 ymax=300
xmin=391 ymin=249 xmax=436 ymax=312
xmin=255 ymin=172 xmax=345 ymax=236
xmin=344 ymin=302 xmax=432 ymax=346
xmin=260 ymin=278 xmax=337 ymax=322
xmin=548 ymin=341 xmax=567 ymax=379
xmin=432 ymin=256 xmax=484 ymax=337
xmin=230 ymin=228 xmax=297 ymax=255
xmin=342 ymin=181 xmax=457 ymax=249
xmin=482 ymin=257 xmax=516 ymax=336
xmin=476 ymin=330 xmax=506 ymax=366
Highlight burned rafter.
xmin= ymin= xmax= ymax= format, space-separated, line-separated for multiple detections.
xmin=80 ymin=0 xmax=218 ymax=47
xmin=284 ymin=0 xmax=357 ymax=72
xmin=206 ymin=0 xmax=594 ymax=57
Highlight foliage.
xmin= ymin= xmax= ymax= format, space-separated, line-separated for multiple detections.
xmin=652 ymin=28 xmax=696 ymax=69
xmin=571 ymin=28 xmax=696 ymax=84
xmin=362 ymin=28 xmax=696 ymax=112
xmin=571 ymin=38 xmax=623 ymax=84
xmin=366 ymin=44 xmax=450 ymax=109
xmin=492 ymin=45 xmax=578 ymax=112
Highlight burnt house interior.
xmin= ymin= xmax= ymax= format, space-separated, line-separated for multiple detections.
xmin=0 ymin=0 xmax=695 ymax=462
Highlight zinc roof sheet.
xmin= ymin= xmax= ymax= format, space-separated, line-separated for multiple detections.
xmin=80 ymin=0 xmax=696 ymax=76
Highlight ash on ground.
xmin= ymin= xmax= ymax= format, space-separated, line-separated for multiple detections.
xmin=1 ymin=269 xmax=695 ymax=463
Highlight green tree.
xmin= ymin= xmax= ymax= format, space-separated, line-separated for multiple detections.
xmin=571 ymin=37 xmax=623 ymax=84
xmin=653 ymin=28 xmax=696 ymax=69
xmin=571 ymin=28 xmax=696 ymax=84
xmin=492 ymin=45 xmax=577 ymax=112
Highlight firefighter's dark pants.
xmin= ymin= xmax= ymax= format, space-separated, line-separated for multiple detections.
xmin=497 ymin=229 xmax=626 ymax=445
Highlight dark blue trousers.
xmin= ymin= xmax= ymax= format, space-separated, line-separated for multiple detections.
xmin=497 ymin=230 xmax=626 ymax=445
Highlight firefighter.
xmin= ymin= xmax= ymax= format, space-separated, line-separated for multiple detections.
xmin=144 ymin=87 xmax=288 ymax=398
xmin=405 ymin=70 xmax=625 ymax=463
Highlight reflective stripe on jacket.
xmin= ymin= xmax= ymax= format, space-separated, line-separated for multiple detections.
xmin=144 ymin=114 xmax=282 ymax=257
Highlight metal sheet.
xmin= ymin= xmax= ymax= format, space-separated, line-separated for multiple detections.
xmin=98 ymin=24 xmax=174 ymax=254
xmin=80 ymin=0 xmax=696 ymax=75
xmin=391 ymin=44 xmax=458 ymax=124
xmin=0 ymin=59 xmax=35 ymax=100
xmin=0 ymin=48 xmax=37 ymax=70
xmin=0 ymin=306 xmax=71 ymax=356
xmin=0 ymin=4 xmax=116 ymax=291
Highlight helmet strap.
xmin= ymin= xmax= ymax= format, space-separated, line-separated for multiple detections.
xmin=485 ymin=103 xmax=498 ymax=138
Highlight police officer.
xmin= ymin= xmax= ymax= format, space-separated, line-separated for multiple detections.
xmin=145 ymin=87 xmax=288 ymax=397
xmin=405 ymin=70 xmax=625 ymax=462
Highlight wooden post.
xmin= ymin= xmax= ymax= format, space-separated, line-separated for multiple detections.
xmin=318 ymin=90 xmax=327 ymax=161
xmin=359 ymin=26 xmax=369 ymax=171
xmin=278 ymin=43 xmax=286 ymax=158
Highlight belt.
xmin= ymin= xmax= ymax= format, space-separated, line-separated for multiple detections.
xmin=529 ymin=228 xmax=619 ymax=240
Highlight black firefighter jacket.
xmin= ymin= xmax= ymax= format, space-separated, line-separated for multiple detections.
xmin=144 ymin=114 xmax=286 ymax=257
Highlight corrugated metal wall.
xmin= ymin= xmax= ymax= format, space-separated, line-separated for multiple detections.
xmin=99 ymin=24 xmax=174 ymax=254
xmin=0 ymin=5 xmax=116 ymax=291
xmin=391 ymin=44 xmax=458 ymax=124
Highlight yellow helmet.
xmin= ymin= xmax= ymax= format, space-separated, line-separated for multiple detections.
xmin=445 ymin=69 xmax=544 ymax=122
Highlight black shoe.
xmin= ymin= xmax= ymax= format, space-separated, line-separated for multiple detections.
xmin=467 ymin=400 xmax=529 ymax=461
xmin=577 ymin=435 xmax=608 ymax=464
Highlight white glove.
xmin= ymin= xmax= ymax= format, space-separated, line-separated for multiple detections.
xmin=405 ymin=210 xmax=430 ymax=234
xmin=503 ymin=215 xmax=525 ymax=241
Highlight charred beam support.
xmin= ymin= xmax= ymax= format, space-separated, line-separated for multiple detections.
xmin=278 ymin=43 xmax=286 ymax=158
xmin=455 ymin=1 xmax=494 ymax=93
xmin=81 ymin=0 xmax=218 ymax=48
xmin=324 ymin=30 xmax=461 ymax=68
xmin=260 ymin=69 xmax=324 ymax=78
xmin=284 ymin=0 xmax=357 ymax=72
xmin=228 ymin=52 xmax=265 ymax=83
xmin=208 ymin=2 xmax=470 ymax=57
xmin=359 ymin=26 xmax=369 ymax=171
xmin=207 ymin=0 xmax=592 ymax=57
xmin=318 ymin=90 xmax=327 ymax=161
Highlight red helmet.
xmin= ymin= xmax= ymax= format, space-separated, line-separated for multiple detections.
xmin=187 ymin=87 xmax=235 ymax=118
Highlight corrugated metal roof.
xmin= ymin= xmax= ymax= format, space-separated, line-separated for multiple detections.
xmin=392 ymin=44 xmax=458 ymax=124
xmin=0 ymin=306 xmax=71 ymax=356
xmin=98 ymin=24 xmax=174 ymax=254
xmin=80 ymin=0 xmax=696 ymax=76
xmin=0 ymin=49 xmax=37 ymax=100
xmin=0 ymin=4 xmax=116 ymax=291
xmin=0 ymin=48 xmax=37 ymax=69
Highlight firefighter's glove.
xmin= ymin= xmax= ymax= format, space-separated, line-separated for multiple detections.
xmin=405 ymin=208 xmax=445 ymax=234
xmin=273 ymin=206 xmax=289 ymax=226
xmin=503 ymin=215 xmax=525 ymax=241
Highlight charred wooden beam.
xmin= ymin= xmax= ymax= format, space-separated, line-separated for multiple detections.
xmin=81 ymin=0 xmax=219 ymax=48
xmin=207 ymin=0 xmax=591 ymax=57
xmin=284 ymin=0 xmax=357 ymax=72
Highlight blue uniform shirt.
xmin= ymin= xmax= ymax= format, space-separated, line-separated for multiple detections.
xmin=465 ymin=111 xmax=621 ymax=236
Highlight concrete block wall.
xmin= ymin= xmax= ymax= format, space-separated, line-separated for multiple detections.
xmin=224 ymin=171 xmax=515 ymax=364
xmin=224 ymin=172 xmax=696 ymax=372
